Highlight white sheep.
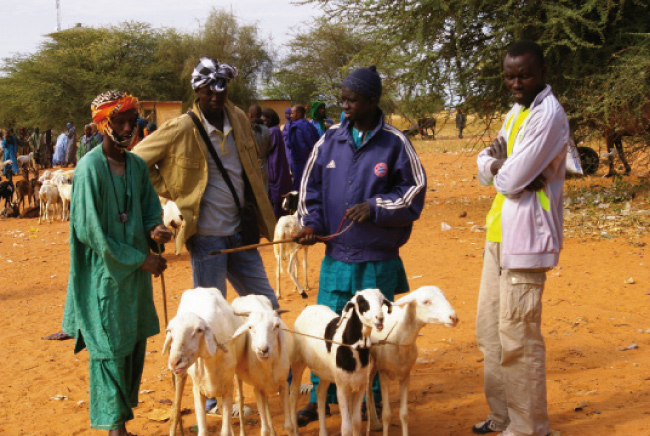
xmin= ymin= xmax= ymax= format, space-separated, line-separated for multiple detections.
xmin=273 ymin=213 xmax=308 ymax=299
xmin=57 ymin=182 xmax=72 ymax=221
xmin=289 ymin=289 xmax=392 ymax=436
xmin=162 ymin=287 xmax=247 ymax=436
xmin=365 ymin=286 xmax=458 ymax=436
xmin=38 ymin=182 xmax=59 ymax=224
xmin=231 ymin=295 xmax=297 ymax=436
xmin=274 ymin=192 xmax=309 ymax=299
xmin=162 ymin=199 xmax=184 ymax=232
xmin=0 ymin=159 xmax=13 ymax=173
xmin=39 ymin=169 xmax=54 ymax=182
xmin=17 ymin=152 xmax=35 ymax=170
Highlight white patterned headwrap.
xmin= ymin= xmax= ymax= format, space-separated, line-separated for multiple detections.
xmin=191 ymin=57 xmax=238 ymax=92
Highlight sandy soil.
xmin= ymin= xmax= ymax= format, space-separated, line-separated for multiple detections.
xmin=1 ymin=133 xmax=649 ymax=436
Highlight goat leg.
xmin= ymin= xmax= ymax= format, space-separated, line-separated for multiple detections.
xmin=170 ymin=373 xmax=187 ymax=436
xmin=397 ymin=374 xmax=409 ymax=436
xmin=366 ymin=368 xmax=382 ymax=432
xmin=275 ymin=245 xmax=282 ymax=299
xmin=302 ymin=246 xmax=310 ymax=291
xmin=316 ymin=381 xmax=330 ymax=436
xmin=288 ymin=251 xmax=307 ymax=298
xmin=192 ymin=385 xmax=208 ymax=436
xmin=236 ymin=376 xmax=246 ymax=436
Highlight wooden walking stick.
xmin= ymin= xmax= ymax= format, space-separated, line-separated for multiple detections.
xmin=157 ymin=242 xmax=184 ymax=435
xmin=157 ymin=243 xmax=169 ymax=327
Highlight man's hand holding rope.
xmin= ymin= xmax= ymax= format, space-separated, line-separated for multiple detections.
xmin=293 ymin=201 xmax=369 ymax=245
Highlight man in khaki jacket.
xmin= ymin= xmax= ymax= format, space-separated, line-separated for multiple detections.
xmin=133 ymin=58 xmax=278 ymax=313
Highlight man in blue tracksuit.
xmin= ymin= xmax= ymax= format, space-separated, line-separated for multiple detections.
xmin=294 ymin=65 xmax=427 ymax=426
xmin=286 ymin=105 xmax=320 ymax=191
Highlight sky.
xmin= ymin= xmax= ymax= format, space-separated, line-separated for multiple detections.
xmin=0 ymin=0 xmax=322 ymax=64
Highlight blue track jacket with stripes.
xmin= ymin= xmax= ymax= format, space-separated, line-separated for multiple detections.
xmin=298 ymin=111 xmax=426 ymax=263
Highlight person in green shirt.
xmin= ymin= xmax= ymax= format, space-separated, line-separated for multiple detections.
xmin=62 ymin=90 xmax=172 ymax=436
xmin=77 ymin=123 xmax=102 ymax=161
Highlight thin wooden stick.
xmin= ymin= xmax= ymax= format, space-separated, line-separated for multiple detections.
xmin=209 ymin=238 xmax=297 ymax=255
xmin=157 ymin=243 xmax=169 ymax=328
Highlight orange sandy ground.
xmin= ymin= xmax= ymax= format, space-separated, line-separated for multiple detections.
xmin=1 ymin=132 xmax=649 ymax=436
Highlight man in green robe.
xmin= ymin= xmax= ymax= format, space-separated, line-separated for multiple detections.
xmin=62 ymin=90 xmax=172 ymax=436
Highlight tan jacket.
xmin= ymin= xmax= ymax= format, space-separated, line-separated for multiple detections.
xmin=133 ymin=99 xmax=276 ymax=254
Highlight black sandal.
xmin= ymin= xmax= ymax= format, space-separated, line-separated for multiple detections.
xmin=296 ymin=403 xmax=330 ymax=427
xmin=361 ymin=401 xmax=382 ymax=421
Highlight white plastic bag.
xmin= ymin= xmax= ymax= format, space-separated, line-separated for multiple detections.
xmin=565 ymin=139 xmax=583 ymax=175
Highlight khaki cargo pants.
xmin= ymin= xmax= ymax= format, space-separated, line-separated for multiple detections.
xmin=476 ymin=241 xmax=550 ymax=436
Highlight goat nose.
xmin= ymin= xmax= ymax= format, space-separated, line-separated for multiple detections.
xmin=259 ymin=346 xmax=269 ymax=355
xmin=450 ymin=315 xmax=459 ymax=325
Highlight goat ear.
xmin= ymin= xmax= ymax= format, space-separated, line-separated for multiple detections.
xmin=231 ymin=322 xmax=250 ymax=342
xmin=162 ymin=331 xmax=173 ymax=355
xmin=394 ymin=293 xmax=415 ymax=307
xmin=383 ymin=298 xmax=393 ymax=314
xmin=337 ymin=302 xmax=354 ymax=327
xmin=203 ymin=325 xmax=218 ymax=356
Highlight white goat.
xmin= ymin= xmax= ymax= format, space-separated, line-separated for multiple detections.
xmin=38 ymin=170 xmax=52 ymax=183
xmin=163 ymin=287 xmax=247 ymax=436
xmin=162 ymin=199 xmax=184 ymax=233
xmin=290 ymin=289 xmax=392 ymax=436
xmin=366 ymin=286 xmax=459 ymax=436
xmin=274 ymin=213 xmax=308 ymax=299
xmin=231 ymin=295 xmax=297 ymax=436
xmin=273 ymin=192 xmax=308 ymax=299
xmin=0 ymin=159 xmax=13 ymax=173
xmin=57 ymin=182 xmax=72 ymax=221
xmin=17 ymin=152 xmax=35 ymax=170
xmin=38 ymin=182 xmax=59 ymax=224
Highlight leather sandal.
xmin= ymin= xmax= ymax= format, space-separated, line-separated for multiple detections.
xmin=296 ymin=402 xmax=330 ymax=427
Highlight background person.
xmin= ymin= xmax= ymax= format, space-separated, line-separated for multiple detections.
xmin=248 ymin=103 xmax=271 ymax=190
xmin=286 ymin=104 xmax=319 ymax=191
xmin=65 ymin=122 xmax=78 ymax=166
xmin=456 ymin=108 xmax=467 ymax=138
xmin=77 ymin=123 xmax=101 ymax=161
xmin=2 ymin=128 xmax=18 ymax=175
xmin=261 ymin=107 xmax=292 ymax=218
xmin=309 ymin=101 xmax=334 ymax=137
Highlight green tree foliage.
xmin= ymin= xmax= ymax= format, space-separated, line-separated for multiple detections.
xmin=264 ymin=17 xmax=373 ymax=106
xmin=0 ymin=9 xmax=272 ymax=130
xmin=305 ymin=0 xmax=650 ymax=136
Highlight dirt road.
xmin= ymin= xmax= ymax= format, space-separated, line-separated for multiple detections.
xmin=1 ymin=139 xmax=649 ymax=435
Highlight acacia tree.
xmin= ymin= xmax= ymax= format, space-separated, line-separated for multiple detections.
xmin=305 ymin=0 xmax=650 ymax=134
xmin=265 ymin=17 xmax=375 ymax=105
xmin=0 ymin=9 xmax=273 ymax=129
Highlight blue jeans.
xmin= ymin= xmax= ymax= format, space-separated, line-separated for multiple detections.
xmin=186 ymin=233 xmax=279 ymax=309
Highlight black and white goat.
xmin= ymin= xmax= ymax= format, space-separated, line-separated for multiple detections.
xmin=289 ymin=289 xmax=392 ymax=436
xmin=0 ymin=171 xmax=15 ymax=209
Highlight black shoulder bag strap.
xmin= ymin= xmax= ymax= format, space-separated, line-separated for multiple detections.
xmin=187 ymin=110 xmax=242 ymax=211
